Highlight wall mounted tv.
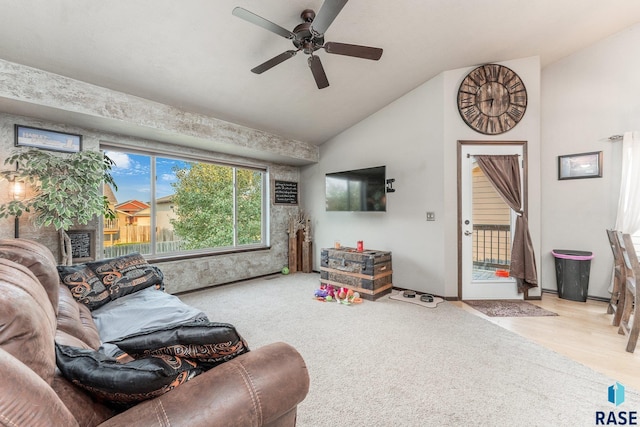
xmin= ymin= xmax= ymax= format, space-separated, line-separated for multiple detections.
xmin=325 ymin=166 xmax=386 ymax=212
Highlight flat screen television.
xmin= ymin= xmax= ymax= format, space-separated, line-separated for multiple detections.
xmin=325 ymin=166 xmax=386 ymax=212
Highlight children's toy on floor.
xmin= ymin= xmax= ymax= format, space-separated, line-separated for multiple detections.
xmin=314 ymin=284 xmax=362 ymax=304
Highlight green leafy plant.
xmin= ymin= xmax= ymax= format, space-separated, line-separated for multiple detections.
xmin=0 ymin=149 xmax=116 ymax=265
xmin=170 ymin=162 xmax=262 ymax=249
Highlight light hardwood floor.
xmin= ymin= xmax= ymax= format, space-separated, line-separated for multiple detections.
xmin=452 ymin=293 xmax=640 ymax=391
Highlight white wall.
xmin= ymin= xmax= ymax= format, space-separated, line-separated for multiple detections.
xmin=301 ymin=75 xmax=447 ymax=295
xmin=302 ymin=21 xmax=640 ymax=300
xmin=301 ymin=57 xmax=542 ymax=298
xmin=541 ymin=23 xmax=640 ymax=298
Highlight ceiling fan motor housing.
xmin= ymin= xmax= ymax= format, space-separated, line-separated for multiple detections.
xmin=300 ymin=9 xmax=315 ymax=23
xmin=293 ymin=11 xmax=324 ymax=55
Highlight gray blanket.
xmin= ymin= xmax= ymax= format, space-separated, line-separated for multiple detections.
xmin=92 ymin=287 xmax=208 ymax=357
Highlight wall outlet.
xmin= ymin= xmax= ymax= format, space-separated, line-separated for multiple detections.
xmin=426 ymin=211 xmax=436 ymax=221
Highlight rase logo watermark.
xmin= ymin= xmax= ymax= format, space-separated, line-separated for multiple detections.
xmin=610 ymin=382 xmax=626 ymax=407
xmin=596 ymin=382 xmax=637 ymax=425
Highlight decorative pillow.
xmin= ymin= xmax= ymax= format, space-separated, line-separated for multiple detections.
xmin=57 ymin=264 xmax=110 ymax=310
xmin=86 ymin=253 xmax=163 ymax=301
xmin=109 ymin=321 xmax=250 ymax=369
xmin=149 ymin=265 xmax=165 ymax=291
xmin=55 ymin=344 xmax=202 ymax=407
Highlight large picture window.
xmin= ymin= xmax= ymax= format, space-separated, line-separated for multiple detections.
xmin=102 ymin=148 xmax=266 ymax=258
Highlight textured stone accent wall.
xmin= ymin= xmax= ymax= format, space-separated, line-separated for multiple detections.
xmin=0 ymin=58 xmax=318 ymax=292
xmin=0 ymin=113 xmax=304 ymax=293
xmin=0 ymin=58 xmax=318 ymax=165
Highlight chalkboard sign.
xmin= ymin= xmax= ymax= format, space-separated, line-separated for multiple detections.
xmin=68 ymin=230 xmax=95 ymax=262
xmin=274 ymin=180 xmax=298 ymax=205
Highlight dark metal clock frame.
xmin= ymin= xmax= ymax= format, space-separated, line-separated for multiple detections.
xmin=457 ymin=64 xmax=527 ymax=135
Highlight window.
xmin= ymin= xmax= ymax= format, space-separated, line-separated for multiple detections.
xmin=102 ymin=148 xmax=267 ymax=258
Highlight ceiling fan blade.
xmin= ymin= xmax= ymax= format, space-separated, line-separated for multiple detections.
xmin=324 ymin=42 xmax=383 ymax=60
xmin=251 ymin=50 xmax=298 ymax=74
xmin=311 ymin=0 xmax=348 ymax=35
xmin=308 ymin=55 xmax=329 ymax=89
xmin=232 ymin=7 xmax=295 ymax=39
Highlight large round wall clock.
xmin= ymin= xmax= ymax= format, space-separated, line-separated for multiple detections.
xmin=457 ymin=64 xmax=527 ymax=135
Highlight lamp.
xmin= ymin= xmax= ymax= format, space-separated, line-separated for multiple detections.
xmin=10 ymin=178 xmax=25 ymax=201
xmin=8 ymin=175 xmax=26 ymax=238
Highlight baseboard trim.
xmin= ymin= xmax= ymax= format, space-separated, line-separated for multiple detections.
xmin=541 ymin=288 xmax=610 ymax=303
xmin=174 ymin=271 xmax=282 ymax=296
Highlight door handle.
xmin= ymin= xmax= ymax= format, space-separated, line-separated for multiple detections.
xmin=464 ymin=230 xmax=472 ymax=236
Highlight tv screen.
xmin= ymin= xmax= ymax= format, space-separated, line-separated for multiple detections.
xmin=325 ymin=166 xmax=386 ymax=212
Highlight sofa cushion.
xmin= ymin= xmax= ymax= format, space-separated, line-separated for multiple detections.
xmin=0 ymin=348 xmax=78 ymax=427
xmin=55 ymin=344 xmax=202 ymax=407
xmin=0 ymin=259 xmax=57 ymax=385
xmin=56 ymin=329 xmax=94 ymax=350
xmin=56 ymin=285 xmax=102 ymax=350
xmin=51 ymin=373 xmax=115 ymax=427
xmin=57 ymin=263 xmax=111 ymax=310
xmin=86 ymin=253 xmax=163 ymax=301
xmin=109 ymin=321 xmax=250 ymax=369
xmin=0 ymin=238 xmax=60 ymax=314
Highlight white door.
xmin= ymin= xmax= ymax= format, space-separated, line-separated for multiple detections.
xmin=461 ymin=143 xmax=524 ymax=300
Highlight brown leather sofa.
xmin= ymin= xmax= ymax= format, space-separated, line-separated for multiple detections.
xmin=0 ymin=238 xmax=309 ymax=427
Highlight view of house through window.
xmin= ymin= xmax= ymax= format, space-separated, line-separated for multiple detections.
xmin=102 ymin=149 xmax=265 ymax=258
xmin=471 ymin=164 xmax=513 ymax=280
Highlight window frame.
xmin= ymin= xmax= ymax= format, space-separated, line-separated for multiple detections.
xmin=100 ymin=144 xmax=270 ymax=261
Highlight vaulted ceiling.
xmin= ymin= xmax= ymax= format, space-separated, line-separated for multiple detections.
xmin=0 ymin=0 xmax=639 ymax=148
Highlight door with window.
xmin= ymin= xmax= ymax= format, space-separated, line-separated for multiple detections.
xmin=460 ymin=143 xmax=525 ymax=299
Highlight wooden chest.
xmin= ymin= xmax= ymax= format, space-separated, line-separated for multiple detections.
xmin=320 ymin=247 xmax=392 ymax=300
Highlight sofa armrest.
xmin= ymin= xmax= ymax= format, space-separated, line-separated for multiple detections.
xmin=99 ymin=342 xmax=309 ymax=427
xmin=0 ymin=347 xmax=79 ymax=427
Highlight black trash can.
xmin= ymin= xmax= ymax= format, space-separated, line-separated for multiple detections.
xmin=552 ymin=250 xmax=594 ymax=302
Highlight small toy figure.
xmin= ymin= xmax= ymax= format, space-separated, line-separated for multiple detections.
xmin=314 ymin=288 xmax=328 ymax=298
xmin=313 ymin=284 xmax=362 ymax=304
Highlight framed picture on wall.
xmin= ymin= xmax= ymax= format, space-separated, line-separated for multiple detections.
xmin=15 ymin=125 xmax=82 ymax=153
xmin=558 ymin=151 xmax=602 ymax=180
xmin=274 ymin=180 xmax=298 ymax=205
xmin=67 ymin=229 xmax=96 ymax=262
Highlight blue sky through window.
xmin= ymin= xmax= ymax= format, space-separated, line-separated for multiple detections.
xmin=105 ymin=151 xmax=190 ymax=204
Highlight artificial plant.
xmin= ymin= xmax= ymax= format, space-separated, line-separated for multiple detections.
xmin=0 ymin=148 xmax=117 ymax=265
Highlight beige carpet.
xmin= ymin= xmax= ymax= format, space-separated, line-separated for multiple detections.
xmin=464 ymin=299 xmax=559 ymax=317
xmin=388 ymin=289 xmax=445 ymax=308
xmin=178 ymin=273 xmax=637 ymax=426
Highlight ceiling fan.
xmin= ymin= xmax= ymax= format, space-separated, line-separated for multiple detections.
xmin=232 ymin=0 xmax=383 ymax=89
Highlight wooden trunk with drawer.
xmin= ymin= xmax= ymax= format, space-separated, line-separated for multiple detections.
xmin=320 ymin=247 xmax=392 ymax=300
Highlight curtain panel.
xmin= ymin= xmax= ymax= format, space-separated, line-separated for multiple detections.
xmin=615 ymin=131 xmax=640 ymax=235
xmin=475 ymin=155 xmax=538 ymax=293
